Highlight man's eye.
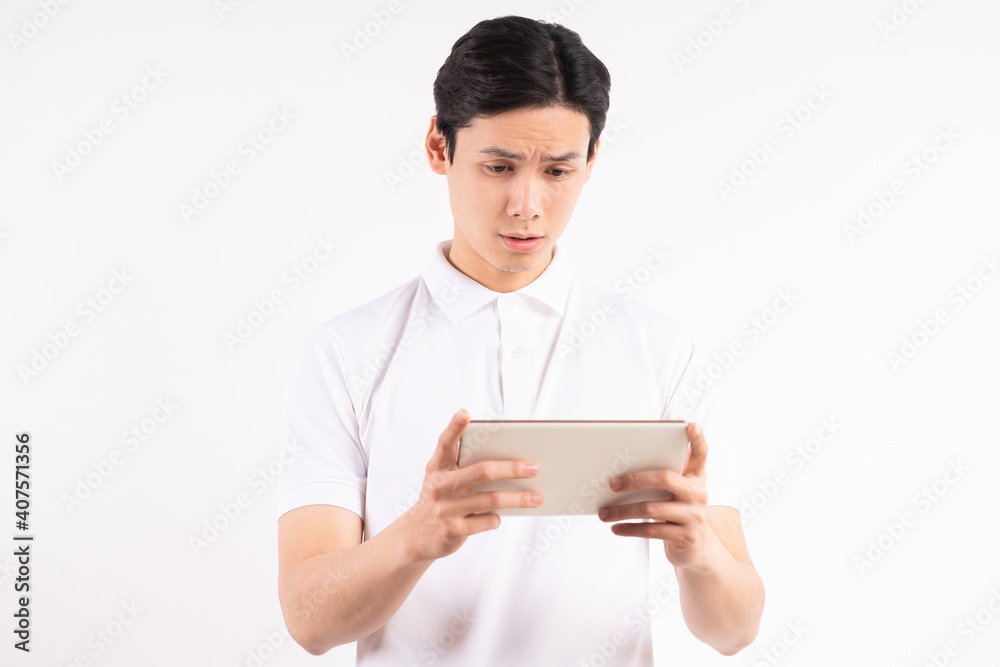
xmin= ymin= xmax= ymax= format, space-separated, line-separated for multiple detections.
xmin=550 ymin=169 xmax=570 ymax=178
xmin=485 ymin=165 xmax=510 ymax=174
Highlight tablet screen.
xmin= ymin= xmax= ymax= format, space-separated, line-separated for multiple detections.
xmin=456 ymin=420 xmax=689 ymax=515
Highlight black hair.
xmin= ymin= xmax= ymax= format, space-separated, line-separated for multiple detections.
xmin=432 ymin=15 xmax=611 ymax=165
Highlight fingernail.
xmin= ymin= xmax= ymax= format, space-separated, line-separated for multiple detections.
xmin=598 ymin=508 xmax=608 ymax=519
xmin=524 ymin=463 xmax=538 ymax=475
xmin=532 ymin=493 xmax=543 ymax=505
xmin=610 ymin=477 xmax=622 ymax=491
xmin=454 ymin=409 xmax=465 ymax=421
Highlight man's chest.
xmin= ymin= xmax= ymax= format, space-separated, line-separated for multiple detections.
xmin=358 ymin=326 xmax=665 ymax=534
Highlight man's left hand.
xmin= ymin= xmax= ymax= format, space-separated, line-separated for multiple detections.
xmin=598 ymin=421 xmax=719 ymax=571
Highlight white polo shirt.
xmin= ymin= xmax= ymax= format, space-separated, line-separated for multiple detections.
xmin=277 ymin=239 xmax=739 ymax=666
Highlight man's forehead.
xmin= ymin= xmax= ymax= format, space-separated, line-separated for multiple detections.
xmin=461 ymin=108 xmax=590 ymax=160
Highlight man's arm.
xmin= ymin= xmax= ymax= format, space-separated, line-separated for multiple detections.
xmin=277 ymin=409 xmax=543 ymax=655
xmin=673 ymin=506 xmax=764 ymax=655
xmin=277 ymin=504 xmax=433 ymax=655
xmin=598 ymin=422 xmax=764 ymax=655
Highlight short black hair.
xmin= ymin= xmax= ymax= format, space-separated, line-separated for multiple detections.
xmin=432 ymin=15 xmax=611 ymax=165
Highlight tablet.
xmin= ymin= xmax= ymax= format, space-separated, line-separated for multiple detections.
xmin=456 ymin=420 xmax=690 ymax=516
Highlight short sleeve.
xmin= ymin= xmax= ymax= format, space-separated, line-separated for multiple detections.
xmin=276 ymin=326 xmax=367 ymax=521
xmin=661 ymin=328 xmax=740 ymax=509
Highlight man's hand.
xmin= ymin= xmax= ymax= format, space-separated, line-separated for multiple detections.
xmin=598 ymin=421 xmax=719 ymax=571
xmin=397 ymin=409 xmax=543 ymax=563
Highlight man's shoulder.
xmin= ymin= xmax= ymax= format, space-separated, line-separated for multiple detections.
xmin=308 ymin=274 xmax=424 ymax=352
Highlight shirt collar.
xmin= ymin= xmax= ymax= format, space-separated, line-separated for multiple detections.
xmin=421 ymin=239 xmax=575 ymax=324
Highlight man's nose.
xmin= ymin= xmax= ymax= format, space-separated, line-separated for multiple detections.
xmin=507 ymin=173 xmax=544 ymax=219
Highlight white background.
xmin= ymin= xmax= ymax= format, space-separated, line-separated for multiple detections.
xmin=2 ymin=0 xmax=999 ymax=665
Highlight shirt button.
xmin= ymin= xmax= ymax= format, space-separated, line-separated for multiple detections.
xmin=504 ymin=299 xmax=516 ymax=312
xmin=511 ymin=348 xmax=523 ymax=360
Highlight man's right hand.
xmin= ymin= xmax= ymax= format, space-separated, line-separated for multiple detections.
xmin=397 ymin=408 xmax=542 ymax=562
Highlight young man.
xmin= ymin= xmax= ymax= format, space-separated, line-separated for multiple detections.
xmin=277 ymin=15 xmax=763 ymax=665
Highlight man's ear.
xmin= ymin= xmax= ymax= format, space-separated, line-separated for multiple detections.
xmin=426 ymin=115 xmax=449 ymax=175
xmin=584 ymin=137 xmax=600 ymax=183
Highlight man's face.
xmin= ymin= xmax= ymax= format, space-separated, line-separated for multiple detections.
xmin=426 ymin=105 xmax=598 ymax=291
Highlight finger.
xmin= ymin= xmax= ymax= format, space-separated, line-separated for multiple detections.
xmin=427 ymin=409 xmax=470 ymax=471
xmin=453 ymin=458 xmax=539 ymax=489
xmin=611 ymin=468 xmax=696 ymax=504
xmin=610 ymin=521 xmax=688 ymax=541
xmin=684 ymin=421 xmax=708 ymax=478
xmin=598 ymin=499 xmax=686 ymax=523
xmin=461 ymin=489 xmax=544 ymax=514
xmin=461 ymin=512 xmax=502 ymax=535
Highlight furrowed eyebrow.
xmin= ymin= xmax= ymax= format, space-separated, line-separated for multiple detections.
xmin=477 ymin=145 xmax=582 ymax=162
xmin=546 ymin=151 xmax=581 ymax=163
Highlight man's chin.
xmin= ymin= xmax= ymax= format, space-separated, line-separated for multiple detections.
xmin=490 ymin=249 xmax=549 ymax=275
